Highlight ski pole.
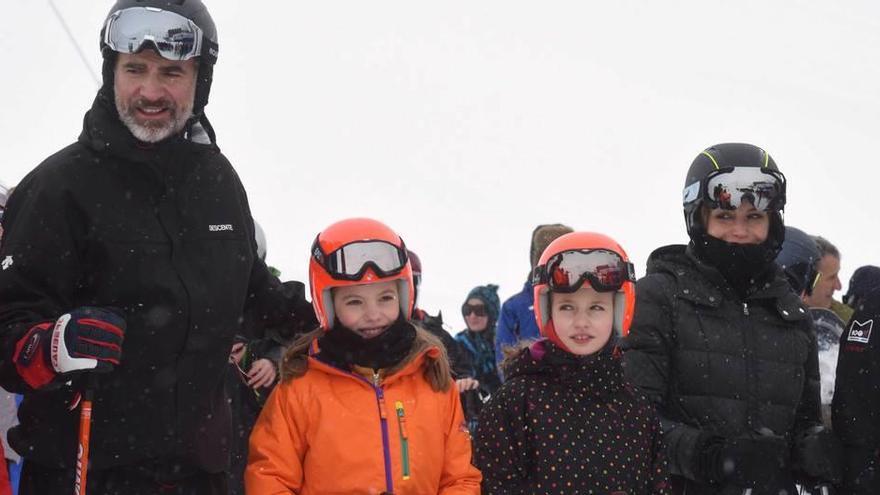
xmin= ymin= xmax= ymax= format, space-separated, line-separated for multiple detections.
xmin=75 ymin=376 xmax=98 ymax=495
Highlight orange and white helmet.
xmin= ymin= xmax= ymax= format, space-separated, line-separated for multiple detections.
xmin=532 ymin=232 xmax=636 ymax=351
xmin=309 ymin=218 xmax=414 ymax=330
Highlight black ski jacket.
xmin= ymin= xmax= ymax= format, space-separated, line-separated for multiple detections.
xmin=832 ymin=292 xmax=880 ymax=494
xmin=413 ymin=308 xmax=473 ymax=379
xmin=475 ymin=339 xmax=670 ymax=494
xmin=0 ymin=92 xmax=314 ymax=473
xmin=621 ymin=244 xmax=822 ymax=495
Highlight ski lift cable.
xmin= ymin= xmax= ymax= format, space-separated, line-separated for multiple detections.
xmin=47 ymin=0 xmax=100 ymax=88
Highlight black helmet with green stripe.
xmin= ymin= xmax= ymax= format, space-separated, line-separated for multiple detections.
xmin=682 ymin=142 xmax=787 ymax=252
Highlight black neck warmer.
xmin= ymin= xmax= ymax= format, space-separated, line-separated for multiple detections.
xmin=691 ymin=233 xmax=776 ymax=298
xmin=317 ymin=316 xmax=417 ymax=371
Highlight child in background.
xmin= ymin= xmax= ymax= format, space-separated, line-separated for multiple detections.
xmin=475 ymin=232 xmax=669 ymax=494
xmin=455 ymin=284 xmax=502 ymax=433
xmin=246 ymin=218 xmax=480 ymax=495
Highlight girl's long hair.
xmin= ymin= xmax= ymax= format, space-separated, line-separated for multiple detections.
xmin=280 ymin=323 xmax=453 ymax=392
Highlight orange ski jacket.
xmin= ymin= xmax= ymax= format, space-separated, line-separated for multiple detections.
xmin=246 ymin=346 xmax=481 ymax=494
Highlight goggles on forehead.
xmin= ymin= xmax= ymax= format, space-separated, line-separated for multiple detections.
xmin=312 ymin=238 xmax=408 ymax=281
xmin=533 ymin=249 xmax=635 ymax=293
xmin=703 ymin=166 xmax=786 ymax=212
xmin=103 ymin=7 xmax=206 ymax=61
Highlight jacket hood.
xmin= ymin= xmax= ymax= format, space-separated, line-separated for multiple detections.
xmin=647 ymin=244 xmax=809 ymax=322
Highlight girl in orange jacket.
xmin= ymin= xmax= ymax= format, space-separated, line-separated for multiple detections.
xmin=246 ymin=218 xmax=481 ymax=495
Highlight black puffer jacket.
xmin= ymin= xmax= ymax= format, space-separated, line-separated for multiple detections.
xmin=0 ymin=91 xmax=315 ymax=473
xmin=413 ymin=308 xmax=473 ymax=379
xmin=475 ymin=339 xmax=670 ymax=494
xmin=621 ymin=245 xmax=822 ymax=495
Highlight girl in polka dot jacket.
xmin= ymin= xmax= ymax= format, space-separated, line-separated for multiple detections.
xmin=475 ymin=232 xmax=670 ymax=494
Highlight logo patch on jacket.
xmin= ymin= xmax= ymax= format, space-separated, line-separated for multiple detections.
xmin=1 ymin=255 xmax=12 ymax=270
xmin=846 ymin=319 xmax=874 ymax=344
xmin=208 ymin=224 xmax=234 ymax=232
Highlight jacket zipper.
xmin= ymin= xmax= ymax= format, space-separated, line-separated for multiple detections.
xmin=332 ymin=366 xmax=401 ymax=494
xmin=395 ymin=401 xmax=411 ymax=480
xmin=373 ymin=371 xmax=394 ymax=494
xmin=740 ymin=301 xmax=757 ymax=431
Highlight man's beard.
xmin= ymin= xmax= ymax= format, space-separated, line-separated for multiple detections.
xmin=115 ymin=94 xmax=193 ymax=143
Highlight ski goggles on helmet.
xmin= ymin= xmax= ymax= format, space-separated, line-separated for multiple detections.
xmin=102 ymin=7 xmax=205 ymax=61
xmin=699 ymin=166 xmax=786 ymax=212
xmin=533 ymin=249 xmax=636 ymax=293
xmin=311 ymin=238 xmax=408 ymax=281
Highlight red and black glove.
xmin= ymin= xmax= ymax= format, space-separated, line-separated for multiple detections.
xmin=13 ymin=307 xmax=126 ymax=389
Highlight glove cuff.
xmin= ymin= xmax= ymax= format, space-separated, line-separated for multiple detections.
xmin=13 ymin=322 xmax=56 ymax=389
xmin=695 ymin=433 xmax=726 ymax=483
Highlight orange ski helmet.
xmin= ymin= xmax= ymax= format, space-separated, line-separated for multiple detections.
xmin=532 ymin=232 xmax=636 ymax=351
xmin=309 ymin=218 xmax=414 ymax=330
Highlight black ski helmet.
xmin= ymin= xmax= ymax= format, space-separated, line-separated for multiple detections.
xmin=99 ymin=0 xmax=218 ymax=117
xmin=776 ymin=226 xmax=820 ymax=295
xmin=682 ymin=142 xmax=787 ymax=252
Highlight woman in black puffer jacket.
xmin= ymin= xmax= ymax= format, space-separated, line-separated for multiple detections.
xmin=621 ymin=143 xmax=840 ymax=495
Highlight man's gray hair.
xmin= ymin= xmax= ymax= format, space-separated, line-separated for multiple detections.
xmin=813 ymin=235 xmax=840 ymax=259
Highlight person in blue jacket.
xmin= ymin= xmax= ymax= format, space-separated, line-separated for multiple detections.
xmin=494 ymin=223 xmax=572 ymax=370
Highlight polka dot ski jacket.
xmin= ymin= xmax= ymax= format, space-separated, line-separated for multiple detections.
xmin=475 ymin=339 xmax=670 ymax=494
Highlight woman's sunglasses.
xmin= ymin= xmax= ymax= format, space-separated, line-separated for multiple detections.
xmin=461 ymin=304 xmax=488 ymax=317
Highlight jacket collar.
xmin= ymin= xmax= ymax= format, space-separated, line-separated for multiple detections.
xmin=77 ymin=88 xmax=218 ymax=166
xmin=308 ymin=345 xmax=441 ymax=387
xmin=647 ymin=244 xmax=808 ymax=322
xmin=503 ymin=339 xmax=623 ymax=396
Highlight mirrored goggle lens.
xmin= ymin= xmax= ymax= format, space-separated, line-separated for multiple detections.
xmin=705 ymin=167 xmax=784 ymax=211
xmin=543 ymin=249 xmax=634 ymax=292
xmin=103 ymin=7 xmax=203 ymax=61
xmin=324 ymin=240 xmax=406 ymax=280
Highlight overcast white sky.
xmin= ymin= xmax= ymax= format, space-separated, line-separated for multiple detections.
xmin=2 ymin=1 xmax=879 ymax=328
